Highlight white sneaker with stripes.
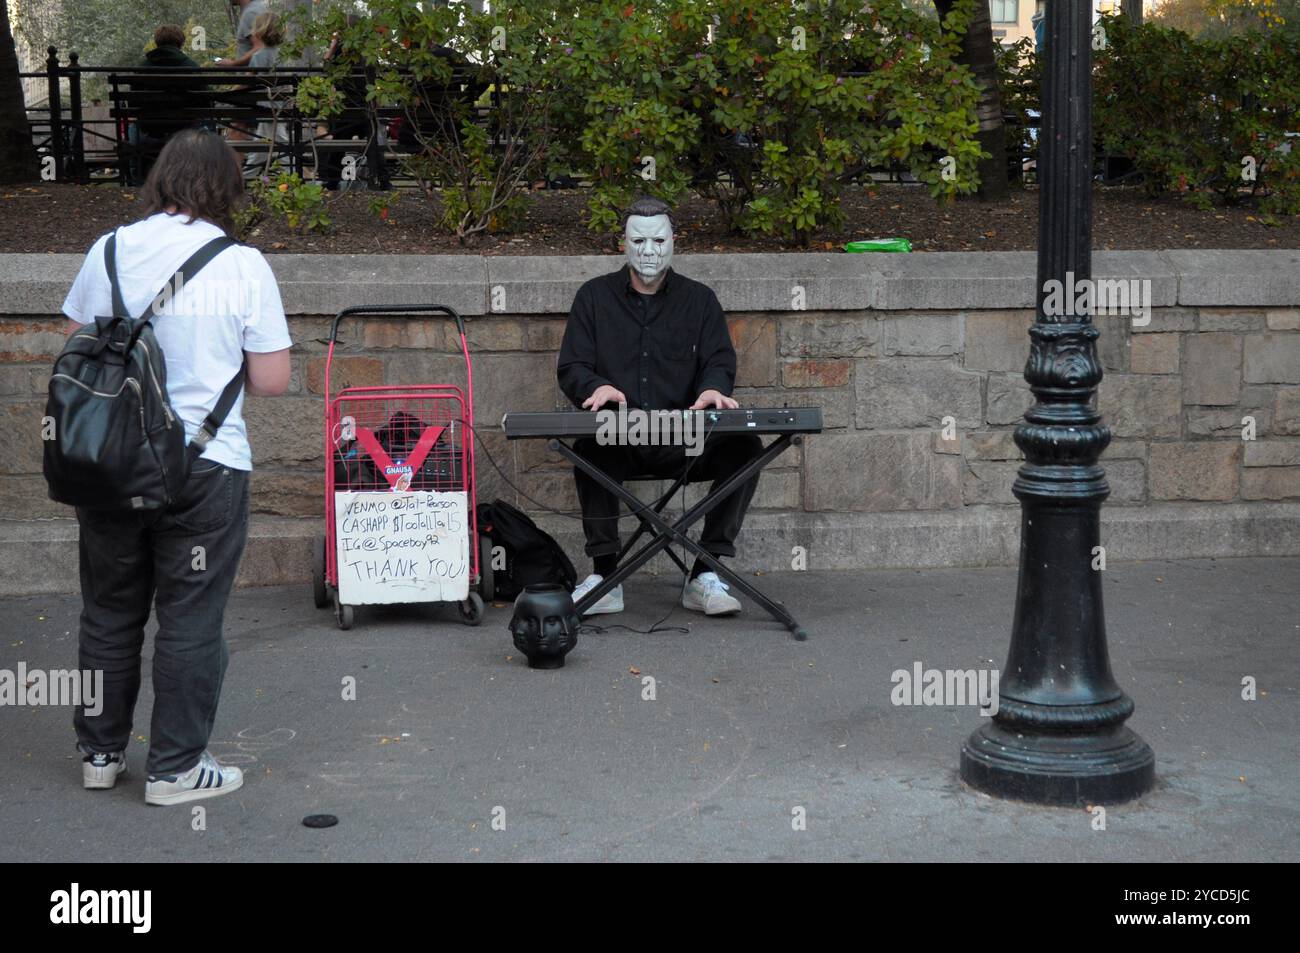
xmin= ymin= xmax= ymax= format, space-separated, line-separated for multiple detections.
xmin=572 ymin=573 xmax=624 ymax=615
xmin=145 ymin=750 xmax=243 ymax=806
xmin=681 ymin=572 xmax=742 ymax=616
xmin=82 ymin=749 xmax=128 ymax=790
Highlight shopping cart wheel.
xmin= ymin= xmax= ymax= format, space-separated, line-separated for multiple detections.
xmin=478 ymin=534 xmax=495 ymax=603
xmin=312 ymin=536 xmax=329 ymax=609
xmin=459 ymin=592 xmax=485 ymax=627
xmin=333 ymin=591 xmax=354 ymax=631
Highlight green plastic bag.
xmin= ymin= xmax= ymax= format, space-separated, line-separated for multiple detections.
xmin=843 ymin=238 xmax=912 ymax=253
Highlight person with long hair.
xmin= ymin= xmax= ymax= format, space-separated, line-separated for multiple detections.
xmin=60 ymin=129 xmax=292 ymax=805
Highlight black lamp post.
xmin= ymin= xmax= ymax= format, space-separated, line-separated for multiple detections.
xmin=959 ymin=1 xmax=1155 ymax=805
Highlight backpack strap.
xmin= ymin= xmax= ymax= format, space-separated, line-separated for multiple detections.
xmin=172 ymin=237 xmax=246 ymax=461
xmin=187 ymin=358 xmax=246 ymax=463
xmin=140 ymin=236 xmax=239 ymax=323
xmin=103 ymin=231 xmax=128 ymax=318
xmin=112 ymin=232 xmax=244 ymax=462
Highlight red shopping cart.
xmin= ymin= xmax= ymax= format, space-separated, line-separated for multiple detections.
xmin=311 ymin=305 xmax=491 ymax=630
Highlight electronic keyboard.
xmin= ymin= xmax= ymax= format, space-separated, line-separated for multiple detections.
xmin=502 ymin=407 xmax=822 ymax=439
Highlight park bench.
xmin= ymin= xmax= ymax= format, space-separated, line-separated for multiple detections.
xmin=107 ymin=65 xmax=496 ymax=189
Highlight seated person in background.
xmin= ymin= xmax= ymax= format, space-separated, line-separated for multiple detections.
xmin=317 ymin=15 xmax=374 ymax=190
xmin=131 ymin=24 xmax=205 ymax=184
xmin=557 ymin=196 xmax=764 ymax=618
xmin=141 ymin=23 xmax=200 ymax=73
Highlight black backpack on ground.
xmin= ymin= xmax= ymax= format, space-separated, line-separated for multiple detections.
xmin=44 ymin=231 xmax=242 ymax=510
xmin=476 ymin=499 xmax=577 ymax=600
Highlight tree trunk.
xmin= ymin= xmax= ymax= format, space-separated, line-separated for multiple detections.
xmin=1122 ymin=0 xmax=1143 ymax=23
xmin=0 ymin=0 xmax=39 ymax=184
xmin=935 ymin=0 xmax=1010 ymax=200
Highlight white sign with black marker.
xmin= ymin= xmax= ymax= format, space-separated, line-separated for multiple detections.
xmin=334 ymin=490 xmax=469 ymax=604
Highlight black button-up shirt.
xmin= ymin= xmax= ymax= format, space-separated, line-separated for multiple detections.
xmin=557 ymin=265 xmax=737 ymax=411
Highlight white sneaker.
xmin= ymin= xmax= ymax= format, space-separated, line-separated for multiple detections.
xmin=82 ymin=749 xmax=127 ymax=790
xmin=145 ymin=750 xmax=243 ymax=806
xmin=572 ymin=573 xmax=624 ymax=615
xmin=682 ymin=572 xmax=741 ymax=616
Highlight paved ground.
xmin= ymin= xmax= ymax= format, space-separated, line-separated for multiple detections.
xmin=1 ymin=557 xmax=1296 ymax=862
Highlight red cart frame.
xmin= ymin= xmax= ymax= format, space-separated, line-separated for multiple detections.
xmin=311 ymin=305 xmax=490 ymax=629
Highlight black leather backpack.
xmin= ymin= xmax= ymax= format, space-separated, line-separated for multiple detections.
xmin=43 ymin=231 xmax=243 ymax=510
xmin=476 ymin=499 xmax=577 ymax=600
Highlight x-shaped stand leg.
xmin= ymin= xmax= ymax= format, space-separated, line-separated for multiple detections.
xmin=552 ymin=436 xmax=808 ymax=641
xmin=618 ymin=474 xmax=691 ymax=576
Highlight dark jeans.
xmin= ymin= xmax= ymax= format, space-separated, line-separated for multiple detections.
xmin=73 ymin=463 xmax=250 ymax=776
xmin=573 ymin=434 xmax=763 ymax=561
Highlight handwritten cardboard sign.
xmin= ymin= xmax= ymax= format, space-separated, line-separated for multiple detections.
xmin=334 ymin=490 xmax=469 ymax=605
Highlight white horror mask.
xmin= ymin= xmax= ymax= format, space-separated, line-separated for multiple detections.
xmin=624 ymin=213 xmax=674 ymax=284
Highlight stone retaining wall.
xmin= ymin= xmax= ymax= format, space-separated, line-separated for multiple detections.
xmin=1 ymin=250 xmax=1298 ymax=594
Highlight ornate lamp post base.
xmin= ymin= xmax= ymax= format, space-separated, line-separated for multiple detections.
xmin=962 ymin=719 xmax=1154 ymax=807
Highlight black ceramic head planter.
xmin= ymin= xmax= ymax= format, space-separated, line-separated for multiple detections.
xmin=510 ymin=583 xmax=579 ymax=669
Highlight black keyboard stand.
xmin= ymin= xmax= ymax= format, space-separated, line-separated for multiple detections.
xmin=549 ymin=434 xmax=809 ymax=641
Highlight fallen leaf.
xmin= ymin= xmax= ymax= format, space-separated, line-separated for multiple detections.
xmin=628 ymin=666 xmax=641 ymax=676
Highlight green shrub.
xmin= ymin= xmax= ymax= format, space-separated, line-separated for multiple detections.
xmin=240 ymin=172 xmax=330 ymax=236
xmin=550 ymin=0 xmax=986 ymax=245
xmin=1094 ymin=17 xmax=1300 ymax=216
xmin=547 ymin=1 xmax=708 ymax=235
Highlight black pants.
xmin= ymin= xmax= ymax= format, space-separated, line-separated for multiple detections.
xmin=573 ymin=434 xmax=763 ymax=561
xmin=73 ymin=463 xmax=250 ymax=776
xmin=319 ymin=119 xmax=374 ymax=189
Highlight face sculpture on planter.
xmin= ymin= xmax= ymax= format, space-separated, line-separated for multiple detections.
xmin=624 ymin=211 xmax=674 ymax=288
xmin=509 ymin=584 xmax=580 ymax=669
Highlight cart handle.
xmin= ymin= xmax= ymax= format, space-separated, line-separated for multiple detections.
xmin=328 ymin=304 xmax=466 ymax=343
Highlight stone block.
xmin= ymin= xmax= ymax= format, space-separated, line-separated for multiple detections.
xmin=0 ymin=400 xmax=47 ymax=475
xmin=804 ymin=431 xmax=961 ymax=511
xmin=963 ymin=310 xmax=1032 ymax=372
xmin=1130 ymin=334 xmax=1179 ymax=375
xmin=1182 ymin=333 xmax=1241 ymax=406
xmin=1097 ymin=375 xmax=1182 ymax=438
xmin=1243 ymin=441 xmax=1300 ymax=467
xmin=781 ymin=359 xmax=851 ymax=389
xmin=729 ymin=315 xmax=778 ymax=387
xmin=778 ymin=314 xmax=878 ymax=358
xmin=1149 ymin=442 xmax=1240 ymax=501
xmin=856 ymin=358 xmax=983 ymax=429
xmin=244 ymin=396 xmax=322 ymax=467
xmin=1244 ymin=334 xmax=1300 ymax=384
xmin=1241 ymin=467 xmax=1300 ymax=500
xmin=1274 ymin=387 xmax=1300 ymax=435
xmin=879 ymin=313 xmax=962 ymax=356
xmin=1198 ymin=309 xmax=1266 ymax=332
xmin=986 ymin=373 xmax=1033 ymax=426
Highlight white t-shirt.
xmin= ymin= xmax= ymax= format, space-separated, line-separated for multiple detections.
xmin=62 ymin=212 xmax=292 ymax=471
